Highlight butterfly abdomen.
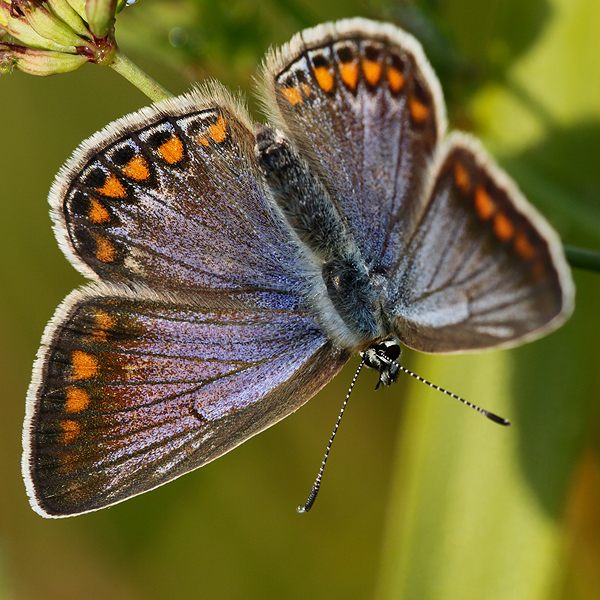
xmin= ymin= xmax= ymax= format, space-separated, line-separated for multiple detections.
xmin=255 ymin=124 xmax=348 ymax=261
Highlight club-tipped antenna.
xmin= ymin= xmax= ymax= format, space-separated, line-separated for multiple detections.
xmin=396 ymin=362 xmax=510 ymax=426
xmin=298 ymin=352 xmax=509 ymax=514
xmin=297 ymin=358 xmax=365 ymax=514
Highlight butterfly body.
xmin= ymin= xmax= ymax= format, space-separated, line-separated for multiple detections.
xmin=23 ymin=18 xmax=573 ymax=517
xmin=256 ymin=124 xmax=388 ymax=345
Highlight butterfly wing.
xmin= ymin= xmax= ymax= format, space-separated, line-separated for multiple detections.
xmin=25 ymin=86 xmax=351 ymax=517
xmin=260 ymin=18 xmax=444 ymax=271
xmin=260 ymin=18 xmax=573 ymax=352
xmin=388 ymin=133 xmax=574 ymax=352
xmin=24 ymin=285 xmax=349 ymax=517
xmin=52 ymin=84 xmax=309 ymax=294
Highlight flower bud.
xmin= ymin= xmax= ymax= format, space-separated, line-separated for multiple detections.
xmin=65 ymin=0 xmax=86 ymax=19
xmin=85 ymin=0 xmax=116 ymax=39
xmin=0 ymin=1 xmax=73 ymax=52
xmin=0 ymin=0 xmax=130 ymax=77
xmin=16 ymin=0 xmax=88 ymax=48
xmin=46 ymin=0 xmax=88 ymax=37
xmin=0 ymin=42 xmax=87 ymax=75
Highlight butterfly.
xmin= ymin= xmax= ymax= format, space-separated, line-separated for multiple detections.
xmin=23 ymin=18 xmax=574 ymax=517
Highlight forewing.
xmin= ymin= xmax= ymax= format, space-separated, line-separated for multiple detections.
xmin=389 ymin=133 xmax=574 ymax=353
xmin=24 ymin=285 xmax=350 ymax=517
xmin=260 ymin=18 xmax=445 ymax=269
xmin=52 ymin=85 xmax=307 ymax=294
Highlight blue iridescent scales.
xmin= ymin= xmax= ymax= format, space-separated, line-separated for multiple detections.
xmin=61 ymin=106 xmax=305 ymax=292
xmin=23 ymin=18 xmax=573 ymax=517
xmin=31 ymin=288 xmax=347 ymax=514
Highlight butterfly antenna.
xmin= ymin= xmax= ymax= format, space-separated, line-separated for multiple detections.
xmin=297 ymin=359 xmax=365 ymax=514
xmin=395 ymin=362 xmax=510 ymax=426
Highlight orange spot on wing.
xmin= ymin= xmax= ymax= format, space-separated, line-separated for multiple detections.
xmin=95 ymin=310 xmax=115 ymax=331
xmin=493 ymin=211 xmax=515 ymax=242
xmin=61 ymin=420 xmax=80 ymax=444
xmin=93 ymin=310 xmax=116 ymax=340
xmin=209 ymin=115 xmax=227 ymax=143
xmin=409 ymin=96 xmax=429 ymax=123
xmin=281 ymin=86 xmax=303 ymax=105
xmin=474 ymin=185 xmax=495 ymax=220
xmin=197 ymin=115 xmax=229 ymax=146
xmin=94 ymin=235 xmax=116 ymax=262
xmin=65 ymin=388 xmax=90 ymax=413
xmin=362 ymin=59 xmax=382 ymax=86
xmin=96 ymin=173 xmax=126 ymax=198
xmin=314 ymin=65 xmax=334 ymax=92
xmin=339 ymin=61 xmax=359 ymax=90
xmin=159 ymin=135 xmax=184 ymax=164
xmin=386 ymin=66 xmax=405 ymax=92
xmin=122 ymin=154 xmax=150 ymax=180
xmin=88 ymin=198 xmax=110 ymax=224
xmin=514 ymin=232 xmax=536 ymax=260
xmin=453 ymin=162 xmax=471 ymax=194
xmin=72 ymin=351 xmax=98 ymax=380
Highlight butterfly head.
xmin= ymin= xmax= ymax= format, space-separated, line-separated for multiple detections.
xmin=360 ymin=337 xmax=401 ymax=389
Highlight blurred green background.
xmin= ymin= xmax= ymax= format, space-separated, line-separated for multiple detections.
xmin=1 ymin=0 xmax=599 ymax=598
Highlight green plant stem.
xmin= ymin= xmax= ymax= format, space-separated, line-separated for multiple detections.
xmin=109 ymin=49 xmax=173 ymax=101
xmin=564 ymin=245 xmax=600 ymax=273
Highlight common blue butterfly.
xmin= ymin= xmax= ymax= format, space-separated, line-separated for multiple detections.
xmin=23 ymin=18 xmax=574 ymax=517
